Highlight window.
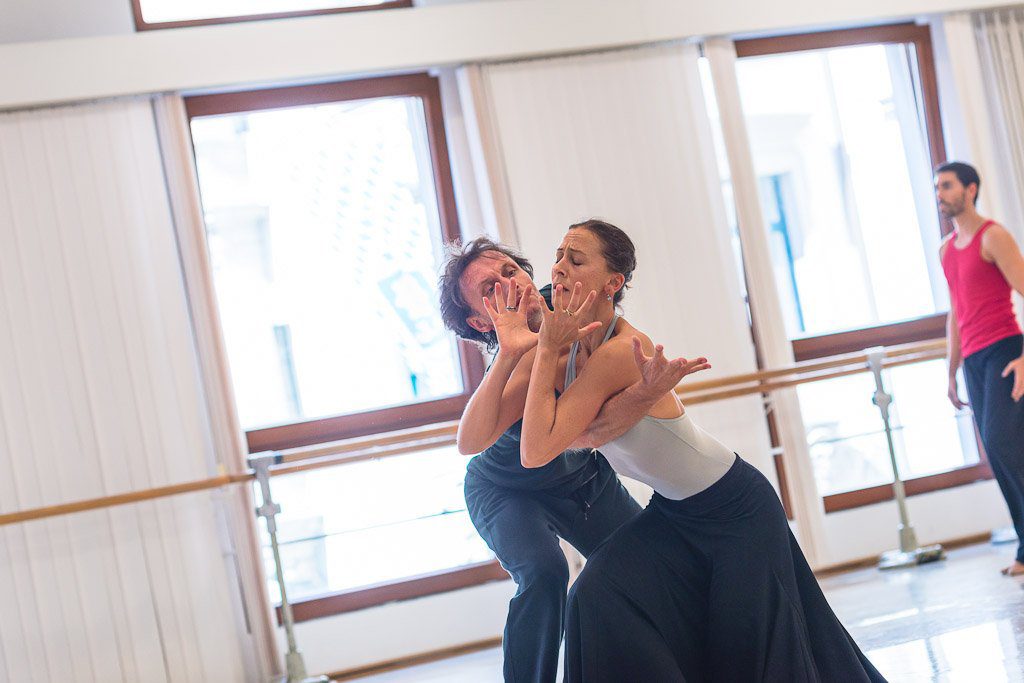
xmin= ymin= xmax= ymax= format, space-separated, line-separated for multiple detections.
xmin=800 ymin=361 xmax=979 ymax=500
xmin=186 ymin=74 xmax=498 ymax=617
xmin=132 ymin=0 xmax=411 ymax=30
xmin=704 ymin=25 xmax=992 ymax=511
xmin=187 ymin=75 xmax=483 ymax=452
xmin=734 ymin=25 xmax=949 ymax=352
xmin=258 ymin=445 xmax=502 ymax=620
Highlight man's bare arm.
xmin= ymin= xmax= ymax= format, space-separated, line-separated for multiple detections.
xmin=985 ymin=224 xmax=1024 ymax=295
xmin=570 ymin=338 xmax=710 ymax=449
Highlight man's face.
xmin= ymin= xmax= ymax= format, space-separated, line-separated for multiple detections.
xmin=935 ymin=171 xmax=972 ymax=218
xmin=458 ymin=250 xmax=539 ymax=334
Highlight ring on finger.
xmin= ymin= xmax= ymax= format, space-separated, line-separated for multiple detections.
xmin=505 ymin=306 xmax=516 ymax=311
xmin=563 ymin=308 xmax=574 ymax=317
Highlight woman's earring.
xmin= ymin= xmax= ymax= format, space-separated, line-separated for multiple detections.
xmin=606 ymin=294 xmax=613 ymax=301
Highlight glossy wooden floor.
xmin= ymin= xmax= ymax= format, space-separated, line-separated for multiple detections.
xmin=346 ymin=541 xmax=1024 ymax=682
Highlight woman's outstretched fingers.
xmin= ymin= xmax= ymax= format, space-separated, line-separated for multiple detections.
xmin=562 ymin=282 xmax=574 ymax=312
xmin=577 ymin=288 xmax=598 ymax=317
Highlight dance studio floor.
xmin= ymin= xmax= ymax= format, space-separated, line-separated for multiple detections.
xmin=343 ymin=541 xmax=1024 ymax=682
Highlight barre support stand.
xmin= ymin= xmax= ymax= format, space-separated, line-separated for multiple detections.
xmin=864 ymin=349 xmax=945 ymax=570
xmin=251 ymin=452 xmax=330 ymax=683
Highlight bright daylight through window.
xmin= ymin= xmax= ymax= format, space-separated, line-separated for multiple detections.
xmin=137 ymin=0 xmax=395 ymax=24
xmin=190 ymin=97 xmax=463 ymax=432
xmin=700 ymin=35 xmax=980 ymax=500
xmin=189 ymin=87 xmax=492 ymax=603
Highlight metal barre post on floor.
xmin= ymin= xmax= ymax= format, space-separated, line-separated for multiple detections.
xmin=864 ymin=348 xmax=945 ymax=570
xmin=250 ymin=451 xmax=330 ymax=683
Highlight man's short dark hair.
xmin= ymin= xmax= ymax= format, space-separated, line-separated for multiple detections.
xmin=438 ymin=237 xmax=534 ymax=350
xmin=936 ymin=161 xmax=981 ymax=205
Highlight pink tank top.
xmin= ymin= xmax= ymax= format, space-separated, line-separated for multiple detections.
xmin=941 ymin=220 xmax=1022 ymax=357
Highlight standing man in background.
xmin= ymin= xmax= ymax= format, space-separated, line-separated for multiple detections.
xmin=938 ymin=161 xmax=1024 ymax=576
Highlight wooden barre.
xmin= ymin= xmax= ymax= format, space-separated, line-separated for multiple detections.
xmin=679 ymin=339 xmax=946 ymax=394
xmin=681 ymin=349 xmax=946 ymax=405
xmin=270 ymin=340 xmax=948 ymax=469
xmin=0 ymin=473 xmax=253 ymax=527
xmin=0 ymin=339 xmax=949 ymax=527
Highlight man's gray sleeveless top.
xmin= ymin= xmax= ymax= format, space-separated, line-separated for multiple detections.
xmin=564 ymin=318 xmax=735 ymax=501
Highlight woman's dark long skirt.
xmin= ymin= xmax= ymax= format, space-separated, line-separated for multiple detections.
xmin=564 ymin=457 xmax=887 ymax=682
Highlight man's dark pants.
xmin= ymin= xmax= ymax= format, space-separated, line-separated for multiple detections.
xmin=963 ymin=334 xmax=1024 ymax=563
xmin=464 ymin=456 xmax=641 ymax=683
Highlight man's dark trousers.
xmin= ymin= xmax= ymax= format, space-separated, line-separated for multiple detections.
xmin=964 ymin=334 xmax=1024 ymax=563
xmin=464 ymin=456 xmax=640 ymax=683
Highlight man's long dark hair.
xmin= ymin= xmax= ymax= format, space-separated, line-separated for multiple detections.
xmin=438 ymin=237 xmax=534 ymax=350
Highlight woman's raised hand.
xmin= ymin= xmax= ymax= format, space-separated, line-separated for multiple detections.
xmin=537 ymin=282 xmax=603 ymax=351
xmin=482 ymin=280 xmax=538 ymax=357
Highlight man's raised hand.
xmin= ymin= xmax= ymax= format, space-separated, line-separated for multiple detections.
xmin=482 ymin=280 xmax=538 ymax=357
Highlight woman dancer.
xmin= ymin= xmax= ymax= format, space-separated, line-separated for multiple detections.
xmin=509 ymin=219 xmax=885 ymax=682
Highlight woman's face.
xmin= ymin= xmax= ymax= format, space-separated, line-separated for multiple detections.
xmin=551 ymin=228 xmax=618 ymax=302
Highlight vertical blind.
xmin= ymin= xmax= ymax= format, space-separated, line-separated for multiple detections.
xmin=0 ymin=99 xmax=251 ymax=681
xmin=470 ymin=44 xmax=778 ymax=491
xmin=974 ymin=8 xmax=1024 ymax=245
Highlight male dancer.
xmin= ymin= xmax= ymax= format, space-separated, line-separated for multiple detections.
xmin=938 ymin=161 xmax=1024 ymax=576
xmin=439 ymin=237 xmax=701 ymax=682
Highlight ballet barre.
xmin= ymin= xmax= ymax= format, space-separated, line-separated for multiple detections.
xmin=678 ymin=339 xmax=946 ymax=404
xmin=0 ymin=338 xmax=947 ymax=529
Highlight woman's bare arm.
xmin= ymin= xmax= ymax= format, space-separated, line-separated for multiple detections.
xmin=522 ymin=341 xmax=636 ymax=467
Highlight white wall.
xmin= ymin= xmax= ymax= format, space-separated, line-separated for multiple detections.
xmin=823 ymin=480 xmax=1010 ymax=566
xmin=477 ymin=44 xmax=778 ymax=483
xmin=0 ymin=0 xmax=1014 ymax=110
xmin=289 ymin=580 xmax=515 ymax=674
xmin=0 ymin=0 xmax=132 ymax=44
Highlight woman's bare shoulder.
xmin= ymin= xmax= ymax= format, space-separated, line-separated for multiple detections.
xmin=608 ymin=318 xmax=657 ymax=353
xmin=594 ymin=318 xmax=648 ymax=363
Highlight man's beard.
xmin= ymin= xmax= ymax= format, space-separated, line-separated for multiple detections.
xmin=940 ymin=197 xmax=966 ymax=218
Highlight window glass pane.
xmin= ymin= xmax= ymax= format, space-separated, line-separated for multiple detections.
xmin=799 ymin=360 xmax=978 ymax=496
xmin=257 ymin=446 xmax=494 ymax=601
xmin=191 ymin=97 xmax=463 ymax=431
xmin=139 ymin=0 xmax=391 ymax=24
xmin=733 ymin=44 xmax=948 ymax=338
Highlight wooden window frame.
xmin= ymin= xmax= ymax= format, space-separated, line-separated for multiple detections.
xmin=131 ymin=0 xmax=412 ymax=31
xmin=186 ymin=73 xmax=501 ymax=620
xmin=185 ymin=73 xmax=485 ymax=453
xmin=277 ymin=560 xmax=509 ymax=622
xmin=824 ymin=460 xmax=993 ymax=513
xmin=735 ymin=24 xmax=993 ymax=511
